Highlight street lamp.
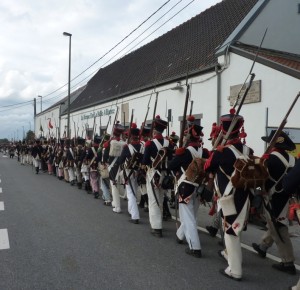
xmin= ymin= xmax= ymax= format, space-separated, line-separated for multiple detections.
xmin=38 ymin=95 xmax=42 ymax=112
xmin=63 ymin=31 xmax=72 ymax=139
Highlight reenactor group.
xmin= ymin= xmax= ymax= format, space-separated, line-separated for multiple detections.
xmin=9 ymin=110 xmax=300 ymax=286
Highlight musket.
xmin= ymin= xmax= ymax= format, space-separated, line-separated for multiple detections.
xmin=179 ymin=71 xmax=190 ymax=148
xmin=213 ymin=28 xmax=268 ymax=149
xmin=92 ymin=114 xmax=96 ymax=139
xmin=127 ymin=109 xmax=134 ymax=144
xmin=140 ymin=92 xmax=153 ymax=136
xmin=110 ymin=106 xmax=120 ymax=135
xmin=149 ymin=92 xmax=159 ymax=137
xmin=73 ymin=121 xmax=77 ymax=142
xmin=189 ymin=100 xmax=194 ymax=116
xmin=265 ymin=92 xmax=300 ymax=154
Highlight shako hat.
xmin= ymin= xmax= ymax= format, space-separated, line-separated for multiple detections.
xmin=130 ymin=123 xmax=140 ymax=136
xmin=261 ymin=130 xmax=295 ymax=151
xmin=93 ymin=134 xmax=102 ymax=145
xmin=140 ymin=124 xmax=151 ymax=137
xmin=113 ymin=121 xmax=125 ymax=136
xmin=153 ymin=115 xmax=168 ymax=133
xmin=220 ymin=108 xmax=244 ymax=135
xmin=77 ymin=137 xmax=85 ymax=146
xmin=188 ymin=124 xmax=203 ymax=141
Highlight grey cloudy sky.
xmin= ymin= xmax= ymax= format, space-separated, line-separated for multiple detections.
xmin=0 ymin=0 xmax=222 ymax=140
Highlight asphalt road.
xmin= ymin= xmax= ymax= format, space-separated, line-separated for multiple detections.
xmin=0 ymin=154 xmax=298 ymax=290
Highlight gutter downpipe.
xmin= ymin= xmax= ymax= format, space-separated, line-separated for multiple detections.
xmin=215 ymin=65 xmax=221 ymax=122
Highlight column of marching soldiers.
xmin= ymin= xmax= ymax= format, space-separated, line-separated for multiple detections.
xmin=5 ymin=110 xmax=300 ymax=284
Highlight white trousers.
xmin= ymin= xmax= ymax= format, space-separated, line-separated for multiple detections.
xmin=146 ymin=174 xmax=164 ymax=230
xmin=33 ymin=158 xmax=41 ymax=169
xmin=224 ymin=231 xmax=243 ymax=278
xmin=126 ymin=176 xmax=140 ymax=220
xmin=68 ymin=167 xmax=76 ymax=182
xmin=111 ymin=180 xmax=121 ymax=210
xmin=176 ymin=192 xmax=201 ymax=250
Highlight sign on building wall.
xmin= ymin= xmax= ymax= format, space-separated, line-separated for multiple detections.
xmin=228 ymin=80 xmax=261 ymax=106
xmin=80 ymin=108 xmax=115 ymax=121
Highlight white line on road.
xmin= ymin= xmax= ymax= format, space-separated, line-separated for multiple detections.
xmin=0 ymin=188 xmax=2 ymax=193
xmin=0 ymin=202 xmax=4 ymax=211
xmin=0 ymin=229 xmax=10 ymax=250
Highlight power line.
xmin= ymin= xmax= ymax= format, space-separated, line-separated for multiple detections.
xmin=3 ymin=0 xmax=196 ymax=112
xmin=42 ymin=0 xmax=172 ymax=99
xmin=43 ymin=0 xmax=191 ymax=106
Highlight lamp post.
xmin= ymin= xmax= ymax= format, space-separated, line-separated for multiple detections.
xmin=38 ymin=95 xmax=42 ymax=112
xmin=63 ymin=31 xmax=72 ymax=139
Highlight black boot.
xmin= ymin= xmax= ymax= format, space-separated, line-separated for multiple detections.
xmin=94 ymin=192 xmax=99 ymax=199
xmin=77 ymin=182 xmax=82 ymax=189
xmin=143 ymin=194 xmax=149 ymax=212
xmin=139 ymin=195 xmax=145 ymax=208
xmin=163 ymin=196 xmax=172 ymax=221
xmin=35 ymin=167 xmax=39 ymax=174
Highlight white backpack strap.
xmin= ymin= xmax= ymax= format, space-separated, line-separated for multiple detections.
xmin=163 ymin=139 xmax=170 ymax=148
xmin=69 ymin=148 xmax=75 ymax=159
xmin=128 ymin=144 xmax=137 ymax=156
xmin=186 ymin=146 xmax=202 ymax=158
xmin=153 ymin=139 xmax=163 ymax=151
xmin=269 ymin=152 xmax=295 ymax=194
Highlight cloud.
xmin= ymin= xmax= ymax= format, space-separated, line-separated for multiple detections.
xmin=0 ymin=0 xmax=222 ymax=139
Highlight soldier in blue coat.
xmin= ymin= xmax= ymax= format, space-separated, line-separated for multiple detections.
xmin=141 ymin=115 xmax=173 ymax=237
xmin=168 ymin=124 xmax=209 ymax=258
xmin=116 ymin=123 xmax=142 ymax=223
xmin=204 ymin=111 xmax=253 ymax=281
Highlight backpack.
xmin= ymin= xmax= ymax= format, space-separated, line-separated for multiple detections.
xmin=229 ymin=145 xmax=269 ymax=190
xmin=185 ymin=147 xmax=206 ymax=185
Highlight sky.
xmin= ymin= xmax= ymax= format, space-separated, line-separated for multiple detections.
xmin=0 ymin=0 xmax=222 ymax=141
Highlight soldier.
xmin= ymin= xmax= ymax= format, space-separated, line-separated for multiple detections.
xmin=252 ymin=130 xmax=296 ymax=275
xmin=64 ymin=139 xmax=76 ymax=185
xmin=31 ymin=139 xmax=43 ymax=174
xmin=98 ymin=133 xmax=112 ymax=206
xmin=137 ymin=125 xmax=151 ymax=211
xmin=167 ymin=131 xmax=179 ymax=210
xmin=88 ymin=135 xmax=101 ymax=199
xmin=206 ymin=122 xmax=223 ymax=238
xmin=103 ymin=121 xmax=126 ymax=213
xmin=74 ymin=137 xmax=85 ymax=189
xmin=141 ymin=115 xmax=173 ymax=237
xmin=168 ymin=124 xmax=209 ymax=258
xmin=117 ymin=123 xmax=142 ymax=223
xmin=81 ymin=140 xmax=92 ymax=193
xmin=204 ymin=110 xmax=253 ymax=281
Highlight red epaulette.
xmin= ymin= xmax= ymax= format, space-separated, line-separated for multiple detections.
xmin=175 ymin=147 xmax=185 ymax=156
xmin=145 ymin=140 xmax=152 ymax=147
xmin=261 ymin=153 xmax=270 ymax=160
xmin=216 ymin=145 xmax=225 ymax=152
xmin=103 ymin=140 xmax=110 ymax=149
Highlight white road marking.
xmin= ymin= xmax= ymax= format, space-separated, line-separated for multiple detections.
xmin=0 ymin=202 xmax=4 ymax=211
xmin=0 ymin=188 xmax=2 ymax=193
xmin=0 ymin=229 xmax=10 ymax=250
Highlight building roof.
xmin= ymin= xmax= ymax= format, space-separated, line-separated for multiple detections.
xmin=231 ymin=43 xmax=300 ymax=79
xmin=71 ymin=0 xmax=258 ymax=112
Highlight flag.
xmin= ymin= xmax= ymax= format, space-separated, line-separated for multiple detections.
xmin=48 ymin=119 xmax=53 ymax=129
